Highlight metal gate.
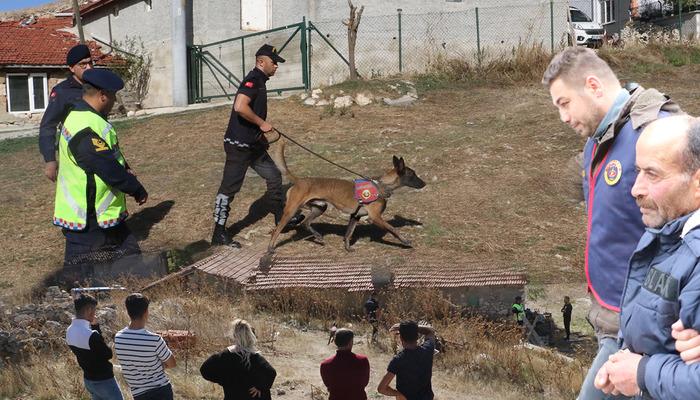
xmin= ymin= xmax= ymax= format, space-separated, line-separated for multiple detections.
xmin=188 ymin=20 xmax=310 ymax=104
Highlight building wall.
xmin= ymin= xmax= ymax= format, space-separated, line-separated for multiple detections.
xmin=652 ymin=11 xmax=700 ymax=40
xmin=0 ymin=69 xmax=65 ymax=121
xmin=81 ymin=0 xmax=174 ymax=108
xmin=440 ymin=286 xmax=525 ymax=318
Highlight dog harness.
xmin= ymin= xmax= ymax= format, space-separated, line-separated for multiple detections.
xmin=353 ymin=179 xmax=381 ymax=204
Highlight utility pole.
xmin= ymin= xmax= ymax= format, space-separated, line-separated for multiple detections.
xmin=72 ymin=0 xmax=85 ymax=44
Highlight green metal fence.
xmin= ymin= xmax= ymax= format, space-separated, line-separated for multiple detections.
xmin=188 ymin=20 xmax=309 ymax=104
xmin=188 ymin=2 xmax=572 ymax=102
xmin=307 ymin=1 xmax=570 ymax=87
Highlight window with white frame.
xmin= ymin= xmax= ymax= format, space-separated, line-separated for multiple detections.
xmin=6 ymin=73 xmax=48 ymax=113
xmin=601 ymin=0 xmax=616 ymax=24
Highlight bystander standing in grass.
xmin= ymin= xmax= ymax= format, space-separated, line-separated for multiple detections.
xmin=378 ymin=321 xmax=435 ymax=400
xmin=114 ymin=293 xmax=176 ymax=400
xmin=562 ymin=296 xmax=573 ymax=341
xmin=320 ymin=328 xmax=370 ymax=400
xmin=200 ymin=319 xmax=277 ymax=400
xmin=66 ymin=293 xmax=123 ymax=400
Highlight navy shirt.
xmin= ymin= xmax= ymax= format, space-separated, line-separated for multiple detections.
xmin=224 ymin=67 xmax=269 ymax=147
xmin=39 ymin=75 xmax=84 ymax=162
xmin=387 ymin=337 xmax=435 ymax=400
xmin=67 ymin=101 xmax=147 ymax=218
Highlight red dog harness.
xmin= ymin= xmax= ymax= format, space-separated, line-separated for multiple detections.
xmin=353 ymin=179 xmax=381 ymax=204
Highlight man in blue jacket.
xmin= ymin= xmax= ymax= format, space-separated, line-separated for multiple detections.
xmin=542 ymin=47 xmax=685 ymax=400
xmin=595 ymin=115 xmax=700 ymax=399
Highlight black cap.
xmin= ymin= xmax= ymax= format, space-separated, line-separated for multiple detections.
xmin=66 ymin=44 xmax=91 ymax=66
xmin=255 ymin=44 xmax=285 ymax=63
xmin=82 ymin=69 xmax=124 ymax=93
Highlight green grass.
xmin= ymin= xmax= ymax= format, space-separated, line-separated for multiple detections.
xmin=0 ymin=136 xmax=35 ymax=154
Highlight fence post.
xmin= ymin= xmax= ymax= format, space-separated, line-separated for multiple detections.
xmin=308 ymin=22 xmax=313 ymax=89
xmin=301 ymin=17 xmax=309 ymax=90
xmin=550 ymin=0 xmax=555 ymax=53
xmin=678 ymin=0 xmax=683 ymax=42
xmin=398 ymin=8 xmax=403 ymax=73
xmin=475 ymin=7 xmax=481 ymax=65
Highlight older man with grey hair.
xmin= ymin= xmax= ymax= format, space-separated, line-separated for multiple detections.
xmin=595 ymin=115 xmax=700 ymax=399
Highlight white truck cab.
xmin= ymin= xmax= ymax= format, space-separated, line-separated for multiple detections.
xmin=569 ymin=7 xmax=605 ymax=47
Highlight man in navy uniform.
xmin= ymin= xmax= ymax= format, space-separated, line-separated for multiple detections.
xmin=54 ymin=68 xmax=147 ymax=265
xmin=211 ymin=44 xmax=302 ymax=247
xmin=39 ymin=44 xmax=94 ymax=182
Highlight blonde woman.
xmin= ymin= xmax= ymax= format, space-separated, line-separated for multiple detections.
xmin=201 ymin=319 xmax=277 ymax=399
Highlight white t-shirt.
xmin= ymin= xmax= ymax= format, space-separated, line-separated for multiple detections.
xmin=114 ymin=327 xmax=172 ymax=396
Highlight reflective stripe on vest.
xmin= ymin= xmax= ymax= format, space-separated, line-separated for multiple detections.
xmin=54 ymin=110 xmax=128 ymax=231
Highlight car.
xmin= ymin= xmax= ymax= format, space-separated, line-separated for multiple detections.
xmin=569 ymin=6 xmax=605 ymax=47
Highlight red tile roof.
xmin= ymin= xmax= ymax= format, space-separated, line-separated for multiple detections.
xmin=0 ymin=16 xmax=108 ymax=66
xmin=190 ymin=249 xmax=527 ymax=292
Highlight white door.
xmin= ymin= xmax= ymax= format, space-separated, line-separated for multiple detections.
xmin=241 ymin=0 xmax=270 ymax=31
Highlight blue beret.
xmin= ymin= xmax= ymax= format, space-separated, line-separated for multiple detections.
xmin=82 ymin=69 xmax=124 ymax=92
xmin=66 ymin=44 xmax=91 ymax=66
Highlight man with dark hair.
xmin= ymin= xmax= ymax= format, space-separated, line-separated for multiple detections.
xmin=53 ymin=68 xmax=147 ymax=266
xmin=40 ymin=44 xmax=94 ymax=182
xmin=543 ymin=46 xmax=690 ymax=400
xmin=66 ymin=293 xmax=123 ymax=400
xmin=115 ymin=293 xmax=175 ymax=400
xmin=320 ymin=328 xmax=370 ymax=400
xmin=378 ymin=321 xmax=435 ymax=400
xmin=211 ymin=44 xmax=302 ymax=247
xmin=593 ymin=116 xmax=700 ymax=399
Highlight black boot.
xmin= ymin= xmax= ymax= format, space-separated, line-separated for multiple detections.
xmin=211 ymin=224 xmax=241 ymax=248
xmin=287 ymin=212 xmax=305 ymax=227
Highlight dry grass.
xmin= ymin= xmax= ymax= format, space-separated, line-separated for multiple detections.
xmin=1 ymin=281 xmax=585 ymax=399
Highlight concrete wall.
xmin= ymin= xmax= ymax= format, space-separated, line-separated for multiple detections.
xmin=81 ymin=0 xmax=173 ymax=108
xmin=652 ymin=11 xmax=700 ymax=40
xmin=440 ymin=286 xmax=525 ymax=319
xmin=0 ymin=69 xmax=65 ymax=121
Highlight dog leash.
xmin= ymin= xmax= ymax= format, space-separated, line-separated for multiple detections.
xmin=271 ymin=128 xmax=373 ymax=181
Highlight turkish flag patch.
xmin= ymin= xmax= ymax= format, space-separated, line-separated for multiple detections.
xmin=244 ymin=81 xmax=254 ymax=88
xmin=50 ymin=90 xmax=57 ymax=98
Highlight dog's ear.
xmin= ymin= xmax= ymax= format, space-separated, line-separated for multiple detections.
xmin=393 ymin=155 xmax=400 ymax=169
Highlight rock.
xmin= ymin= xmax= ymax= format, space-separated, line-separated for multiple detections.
xmin=127 ymin=110 xmax=136 ymax=117
xmin=355 ymin=93 xmax=372 ymax=106
xmin=12 ymin=314 xmax=32 ymax=325
xmin=96 ymin=306 xmax=117 ymax=325
xmin=407 ymin=87 xmax=418 ymax=99
xmin=315 ymin=99 xmax=330 ymax=107
xmin=333 ymin=95 xmax=353 ymax=109
xmin=299 ymin=93 xmax=309 ymax=101
xmin=277 ymin=389 xmax=286 ymax=396
xmin=303 ymin=97 xmax=317 ymax=106
xmin=43 ymin=320 xmax=63 ymax=336
xmin=134 ymin=110 xmax=148 ymax=117
xmin=383 ymin=95 xmax=417 ymax=107
xmin=311 ymin=88 xmax=323 ymax=99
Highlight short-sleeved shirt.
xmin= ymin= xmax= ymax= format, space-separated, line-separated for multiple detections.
xmin=387 ymin=337 xmax=435 ymax=400
xmin=224 ymin=67 xmax=269 ymax=148
xmin=364 ymin=298 xmax=379 ymax=321
xmin=114 ymin=327 xmax=172 ymax=396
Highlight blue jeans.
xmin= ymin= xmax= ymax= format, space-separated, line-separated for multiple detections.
xmin=133 ymin=384 xmax=174 ymax=400
xmin=577 ymin=337 xmax=633 ymax=400
xmin=84 ymin=377 xmax=124 ymax=400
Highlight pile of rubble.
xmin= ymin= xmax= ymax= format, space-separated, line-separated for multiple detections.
xmin=300 ymin=81 xmax=419 ymax=109
xmin=0 ymin=286 xmax=118 ymax=369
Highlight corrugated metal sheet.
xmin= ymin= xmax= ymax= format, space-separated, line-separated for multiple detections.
xmin=191 ymin=249 xmax=527 ymax=292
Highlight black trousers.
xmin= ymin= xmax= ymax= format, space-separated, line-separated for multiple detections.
xmin=564 ymin=315 xmax=571 ymax=339
xmin=214 ymin=143 xmax=284 ymax=226
xmin=63 ymin=219 xmax=140 ymax=266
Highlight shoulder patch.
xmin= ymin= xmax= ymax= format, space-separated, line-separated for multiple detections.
xmin=244 ymin=81 xmax=254 ymax=88
xmin=91 ymin=138 xmax=109 ymax=152
xmin=50 ymin=90 xmax=57 ymax=98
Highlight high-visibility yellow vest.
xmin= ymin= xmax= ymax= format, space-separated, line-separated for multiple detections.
xmin=512 ymin=303 xmax=525 ymax=322
xmin=53 ymin=109 xmax=127 ymax=230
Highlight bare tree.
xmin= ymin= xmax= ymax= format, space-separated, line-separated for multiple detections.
xmin=343 ymin=0 xmax=364 ymax=80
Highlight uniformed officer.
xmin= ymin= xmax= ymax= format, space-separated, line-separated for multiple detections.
xmin=54 ymin=68 xmax=148 ymax=266
xmin=211 ymin=44 xmax=302 ymax=247
xmin=39 ymin=44 xmax=95 ymax=182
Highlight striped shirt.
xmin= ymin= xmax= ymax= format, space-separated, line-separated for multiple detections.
xmin=114 ymin=327 xmax=172 ymax=396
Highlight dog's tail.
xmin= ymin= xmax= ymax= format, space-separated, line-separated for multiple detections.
xmin=270 ymin=138 xmax=298 ymax=183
